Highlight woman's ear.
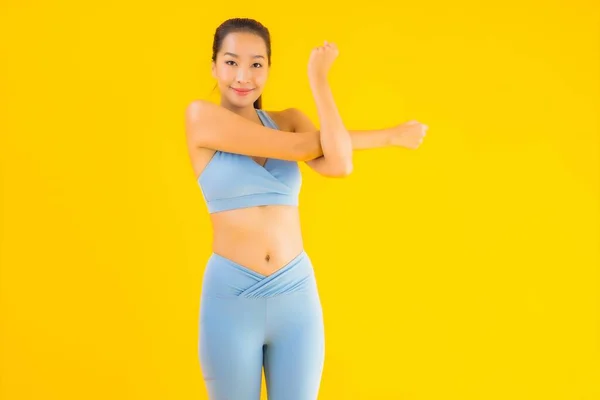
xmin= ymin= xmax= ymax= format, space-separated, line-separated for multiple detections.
xmin=211 ymin=62 xmax=216 ymax=79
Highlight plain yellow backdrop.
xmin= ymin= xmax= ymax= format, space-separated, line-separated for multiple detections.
xmin=1 ymin=1 xmax=599 ymax=399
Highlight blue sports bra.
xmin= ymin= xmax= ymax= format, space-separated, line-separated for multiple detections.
xmin=197 ymin=109 xmax=302 ymax=214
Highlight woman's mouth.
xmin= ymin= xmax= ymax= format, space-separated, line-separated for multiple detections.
xmin=231 ymin=87 xmax=254 ymax=96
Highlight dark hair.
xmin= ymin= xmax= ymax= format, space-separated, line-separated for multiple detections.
xmin=211 ymin=18 xmax=271 ymax=109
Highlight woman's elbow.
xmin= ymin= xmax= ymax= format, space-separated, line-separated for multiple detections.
xmin=330 ymin=159 xmax=353 ymax=177
xmin=332 ymin=142 xmax=354 ymax=177
xmin=343 ymin=162 xmax=354 ymax=176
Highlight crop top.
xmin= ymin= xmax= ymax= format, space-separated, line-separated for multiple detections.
xmin=197 ymin=108 xmax=302 ymax=213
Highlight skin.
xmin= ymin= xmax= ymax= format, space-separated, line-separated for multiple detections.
xmin=187 ymin=31 xmax=428 ymax=276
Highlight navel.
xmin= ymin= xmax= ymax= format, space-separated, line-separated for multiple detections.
xmin=265 ymin=254 xmax=271 ymax=262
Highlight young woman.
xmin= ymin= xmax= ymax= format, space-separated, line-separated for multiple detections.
xmin=185 ymin=18 xmax=427 ymax=400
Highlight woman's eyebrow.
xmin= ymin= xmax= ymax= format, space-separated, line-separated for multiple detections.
xmin=223 ymin=52 xmax=265 ymax=59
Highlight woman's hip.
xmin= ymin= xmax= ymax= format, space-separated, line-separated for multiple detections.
xmin=200 ymin=250 xmax=320 ymax=299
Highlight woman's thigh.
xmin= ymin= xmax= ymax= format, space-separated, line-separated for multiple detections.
xmin=263 ymin=289 xmax=325 ymax=400
xmin=199 ymin=295 xmax=266 ymax=400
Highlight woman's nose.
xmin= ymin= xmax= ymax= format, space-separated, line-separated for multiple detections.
xmin=236 ymin=68 xmax=251 ymax=82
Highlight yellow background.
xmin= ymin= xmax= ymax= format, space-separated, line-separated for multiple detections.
xmin=1 ymin=1 xmax=599 ymax=399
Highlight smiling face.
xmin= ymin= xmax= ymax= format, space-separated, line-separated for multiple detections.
xmin=212 ymin=32 xmax=270 ymax=109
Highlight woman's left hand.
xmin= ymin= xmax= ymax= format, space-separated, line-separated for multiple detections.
xmin=391 ymin=120 xmax=428 ymax=149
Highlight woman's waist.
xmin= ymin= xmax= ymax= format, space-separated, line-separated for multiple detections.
xmin=210 ymin=207 xmax=301 ymax=245
xmin=208 ymin=206 xmax=304 ymax=275
xmin=211 ymin=232 xmax=304 ymax=275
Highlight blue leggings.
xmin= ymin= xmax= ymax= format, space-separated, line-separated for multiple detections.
xmin=198 ymin=250 xmax=325 ymax=400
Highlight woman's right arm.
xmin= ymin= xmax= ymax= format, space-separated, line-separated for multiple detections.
xmin=185 ymin=100 xmax=322 ymax=161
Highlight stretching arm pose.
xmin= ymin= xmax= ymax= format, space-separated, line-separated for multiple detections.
xmin=185 ymin=42 xmax=428 ymax=177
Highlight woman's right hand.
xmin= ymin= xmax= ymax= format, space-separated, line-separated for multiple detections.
xmin=308 ymin=41 xmax=339 ymax=83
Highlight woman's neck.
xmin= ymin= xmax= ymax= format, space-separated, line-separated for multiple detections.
xmin=220 ymin=100 xmax=258 ymax=121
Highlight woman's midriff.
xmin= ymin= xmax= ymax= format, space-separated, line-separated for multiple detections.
xmin=209 ymin=205 xmax=304 ymax=276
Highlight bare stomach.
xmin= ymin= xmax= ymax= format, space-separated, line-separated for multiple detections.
xmin=209 ymin=205 xmax=304 ymax=276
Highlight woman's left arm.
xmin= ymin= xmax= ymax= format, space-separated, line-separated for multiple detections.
xmin=289 ymin=107 xmax=397 ymax=149
xmin=350 ymin=121 xmax=428 ymax=150
xmin=289 ymin=108 xmax=428 ymax=176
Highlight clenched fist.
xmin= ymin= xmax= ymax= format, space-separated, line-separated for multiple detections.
xmin=308 ymin=41 xmax=339 ymax=83
xmin=392 ymin=120 xmax=429 ymax=149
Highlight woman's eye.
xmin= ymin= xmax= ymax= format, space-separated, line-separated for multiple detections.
xmin=224 ymin=60 xmax=261 ymax=68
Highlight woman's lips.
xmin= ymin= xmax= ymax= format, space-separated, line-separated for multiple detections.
xmin=232 ymin=88 xmax=253 ymax=96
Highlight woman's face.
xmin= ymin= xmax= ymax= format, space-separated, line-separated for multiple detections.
xmin=212 ymin=32 xmax=269 ymax=108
